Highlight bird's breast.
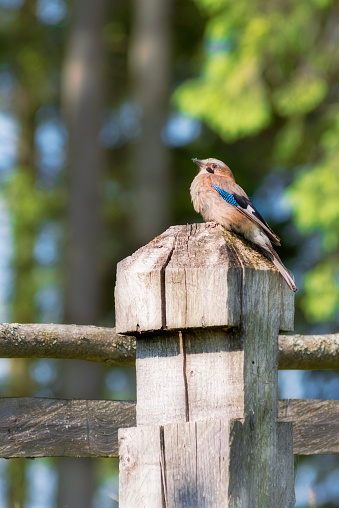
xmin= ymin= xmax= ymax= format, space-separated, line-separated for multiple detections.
xmin=190 ymin=174 xmax=253 ymax=233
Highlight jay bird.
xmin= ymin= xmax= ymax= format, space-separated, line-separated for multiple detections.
xmin=190 ymin=157 xmax=297 ymax=292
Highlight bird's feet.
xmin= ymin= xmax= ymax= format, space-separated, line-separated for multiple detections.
xmin=206 ymin=221 xmax=218 ymax=228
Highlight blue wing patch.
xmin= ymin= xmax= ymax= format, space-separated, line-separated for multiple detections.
xmin=212 ymin=185 xmax=238 ymax=207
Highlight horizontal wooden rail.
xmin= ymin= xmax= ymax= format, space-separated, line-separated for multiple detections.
xmin=0 ymin=324 xmax=339 ymax=369
xmin=0 ymin=398 xmax=135 ymax=458
xmin=0 ymin=323 xmax=136 ymax=367
xmin=278 ymin=333 xmax=339 ymax=369
xmin=0 ymin=397 xmax=338 ymax=458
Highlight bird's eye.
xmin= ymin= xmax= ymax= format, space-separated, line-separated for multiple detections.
xmin=212 ymin=163 xmax=218 ymax=170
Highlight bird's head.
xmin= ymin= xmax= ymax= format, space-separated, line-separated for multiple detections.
xmin=192 ymin=158 xmax=235 ymax=180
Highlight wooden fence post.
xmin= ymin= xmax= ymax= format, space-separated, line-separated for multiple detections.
xmin=115 ymin=223 xmax=295 ymax=507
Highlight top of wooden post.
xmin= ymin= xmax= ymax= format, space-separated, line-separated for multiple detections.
xmin=115 ymin=223 xmax=294 ymax=334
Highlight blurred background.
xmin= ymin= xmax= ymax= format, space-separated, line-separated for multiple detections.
xmin=0 ymin=0 xmax=338 ymax=506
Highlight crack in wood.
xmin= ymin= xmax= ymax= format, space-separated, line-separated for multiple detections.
xmin=179 ymin=331 xmax=190 ymax=423
xmin=160 ymin=426 xmax=168 ymax=508
xmin=160 ymin=237 xmax=177 ymax=329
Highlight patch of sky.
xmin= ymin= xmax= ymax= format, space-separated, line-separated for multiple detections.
xmin=105 ymin=367 xmax=136 ymax=400
xmin=251 ymin=172 xmax=292 ymax=224
xmin=0 ymin=198 xmax=13 ymax=321
xmin=278 ymin=370 xmax=304 ymax=399
xmin=25 ymin=459 xmax=58 ymax=508
xmin=36 ymin=0 xmax=67 ymax=25
xmin=0 ymin=460 xmax=8 ymax=508
xmin=0 ymin=113 xmax=18 ymax=177
xmin=316 ymin=466 xmax=339 ymax=505
xmin=30 ymin=359 xmax=58 ymax=386
xmin=34 ymin=221 xmax=62 ymax=267
xmin=35 ymin=285 xmax=63 ymax=323
xmin=36 ymin=109 xmax=67 ymax=187
xmin=303 ymin=371 xmax=339 ymax=400
xmin=0 ymin=69 xmax=16 ymax=107
xmin=295 ymin=462 xmax=317 ymax=507
xmin=0 ymin=359 xmax=9 ymax=383
xmin=99 ymin=101 xmax=142 ymax=149
xmin=162 ymin=113 xmax=201 ymax=147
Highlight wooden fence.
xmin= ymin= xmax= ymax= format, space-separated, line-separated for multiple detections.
xmin=1 ymin=223 xmax=339 ymax=506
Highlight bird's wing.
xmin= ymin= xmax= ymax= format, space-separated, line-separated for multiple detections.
xmin=211 ymin=184 xmax=281 ymax=246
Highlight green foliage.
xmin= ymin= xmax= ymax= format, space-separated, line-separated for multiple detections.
xmin=301 ymin=261 xmax=339 ymax=321
xmin=272 ymin=74 xmax=327 ymax=117
xmin=175 ymin=0 xmax=339 ymax=322
xmin=2 ymin=169 xmax=64 ymax=322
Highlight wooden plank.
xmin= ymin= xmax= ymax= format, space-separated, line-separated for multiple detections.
xmin=115 ymin=226 xmax=178 ymax=333
xmin=163 ymin=224 xmax=242 ymax=329
xmin=119 ymin=418 xmax=296 ymax=508
xmin=118 ymin=224 xmax=295 ymax=507
xmin=118 ymin=426 xmax=163 ymax=508
xmin=136 ymin=334 xmax=188 ymax=425
xmin=228 ymin=419 xmax=295 ymax=508
xmin=280 ymin=399 xmax=339 ymax=455
xmin=136 ymin=329 xmax=245 ymax=426
xmin=0 ymin=398 xmax=338 ymax=458
xmin=119 ymin=419 xmax=230 ymax=508
xmin=116 ymin=224 xmax=295 ymax=334
xmin=237 ymin=268 xmax=293 ymax=506
xmin=184 ymin=329 xmax=244 ymax=422
xmin=0 ymin=398 xmax=135 ymax=458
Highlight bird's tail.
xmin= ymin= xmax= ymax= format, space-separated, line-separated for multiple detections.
xmin=266 ymin=248 xmax=297 ymax=292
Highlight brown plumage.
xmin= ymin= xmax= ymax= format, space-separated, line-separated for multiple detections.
xmin=190 ymin=157 xmax=297 ymax=292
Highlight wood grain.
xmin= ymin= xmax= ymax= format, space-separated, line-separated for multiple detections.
xmin=117 ymin=223 xmax=295 ymax=506
xmin=119 ymin=426 xmax=163 ymax=508
xmin=119 ymin=419 xmax=230 ymax=508
xmin=279 ymin=398 xmax=339 ymax=455
xmin=0 ymin=398 xmax=338 ymax=457
xmin=136 ymin=329 xmax=245 ymax=426
xmin=0 ymin=397 xmax=135 ymax=458
xmin=115 ymin=223 xmax=295 ymax=334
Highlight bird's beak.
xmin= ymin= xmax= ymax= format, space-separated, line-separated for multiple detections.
xmin=192 ymin=158 xmax=204 ymax=168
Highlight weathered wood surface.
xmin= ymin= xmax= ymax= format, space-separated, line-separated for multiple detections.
xmin=227 ymin=420 xmax=295 ymax=508
xmin=115 ymin=224 xmax=294 ymax=334
xmin=0 ymin=323 xmax=135 ymax=367
xmin=136 ymin=330 xmax=244 ymax=426
xmin=279 ymin=333 xmax=339 ymax=369
xmin=279 ymin=399 xmax=339 ymax=455
xmin=1 ymin=323 xmax=339 ymax=370
xmin=117 ymin=224 xmax=295 ymax=507
xmin=119 ymin=419 xmax=230 ymax=508
xmin=0 ymin=397 xmax=338 ymax=457
xmin=119 ymin=419 xmax=294 ymax=508
xmin=0 ymin=397 xmax=135 ymax=458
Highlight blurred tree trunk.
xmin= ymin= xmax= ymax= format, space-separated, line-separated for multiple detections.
xmin=129 ymin=0 xmax=172 ymax=246
xmin=60 ymin=0 xmax=106 ymax=506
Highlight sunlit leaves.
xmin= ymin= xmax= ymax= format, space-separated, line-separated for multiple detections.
xmin=288 ymin=156 xmax=339 ymax=249
xmin=301 ymin=262 xmax=339 ymax=322
xmin=273 ymin=74 xmax=327 ymax=117
xmin=273 ymin=118 xmax=304 ymax=163
xmin=175 ymin=0 xmax=339 ymax=322
xmin=175 ymin=56 xmax=270 ymax=141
